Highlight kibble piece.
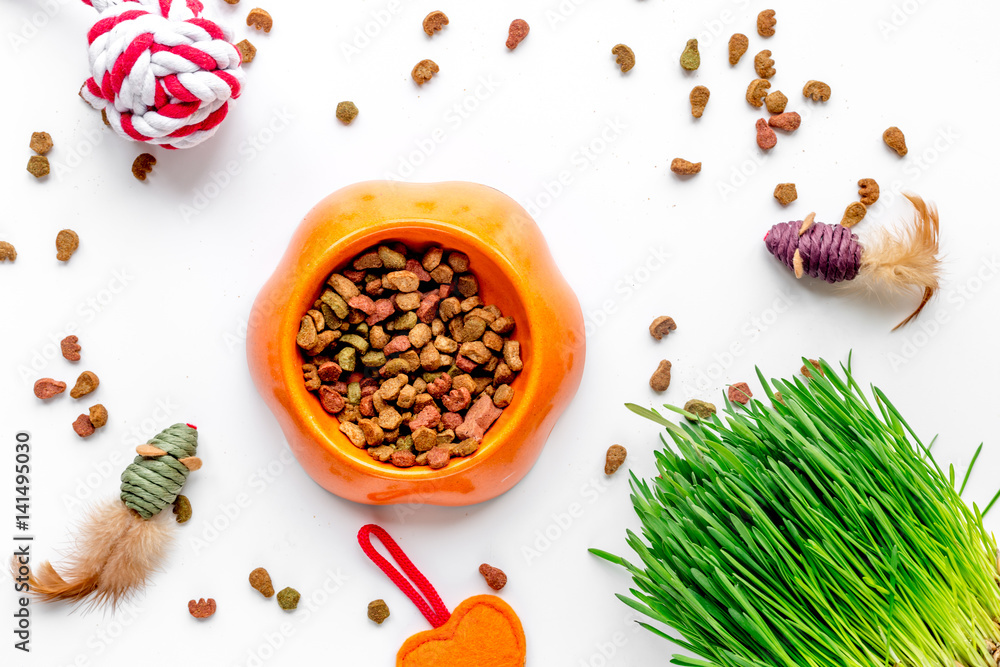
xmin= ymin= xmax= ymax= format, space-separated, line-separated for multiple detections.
xmin=479 ymin=564 xmax=507 ymax=591
xmin=246 ymin=7 xmax=272 ymax=32
xmin=88 ymin=404 xmax=108 ymax=428
xmin=0 ymin=242 xmax=15 ymax=262
xmin=249 ymin=568 xmax=275 ymax=598
xmin=680 ymin=39 xmax=700 ymax=71
xmin=689 ymin=86 xmax=710 ymax=118
xmin=131 ymin=153 xmax=156 ymax=181
xmin=684 ymin=399 xmax=716 ymax=421
xmin=768 ymin=112 xmax=801 ymax=132
xmin=27 ymin=155 xmax=49 ymax=178
xmin=30 ymin=132 xmax=53 ymax=155
xmin=412 ymin=59 xmax=439 ymax=85
xmin=236 ymin=39 xmax=256 ymax=63
xmin=883 ymin=126 xmax=907 ymax=156
xmin=858 ymin=178 xmax=880 ymax=206
xmin=611 ymin=44 xmax=635 ymax=73
xmin=72 ymin=414 xmax=96 ymax=438
xmin=765 ymin=91 xmax=787 ymax=114
xmin=70 ymin=371 xmax=99 ymax=399
xmin=841 ymin=201 xmax=867 ymax=228
xmin=803 ymin=80 xmax=831 ymax=102
xmin=754 ymin=50 xmax=775 ymax=79
xmin=757 ymin=9 xmax=776 ymax=37
xmin=423 ymin=10 xmax=449 ymax=36
xmin=773 ymin=183 xmax=798 ymax=206
xmin=756 ymin=119 xmax=777 ymax=150
xmin=506 ymin=19 xmax=529 ymax=50
xmin=61 ymin=335 xmax=82 ymax=361
xmin=728 ymin=33 xmax=748 ymax=65
xmin=56 ymin=229 xmax=79 ymax=262
xmin=670 ymin=158 xmax=701 ymax=176
xmin=649 ymin=316 xmax=677 ymax=340
xmin=188 ymin=598 xmax=216 ymax=619
xmin=368 ymin=599 xmax=390 ymax=624
xmin=34 ymin=378 xmax=67 ymax=399
xmin=746 ymin=79 xmax=771 ymax=108
xmin=492 ymin=384 xmax=514 ymax=408
xmin=172 ymin=494 xmax=192 ymax=523
xmin=801 ymin=359 xmax=824 ymax=378
xmin=727 ymin=382 xmax=752 ymax=405
xmin=650 ymin=360 xmax=671 ymax=392
xmin=605 ymin=444 xmax=627 ymax=475
xmin=336 ymin=101 xmax=359 ymax=125
xmin=277 ymin=587 xmax=300 ymax=610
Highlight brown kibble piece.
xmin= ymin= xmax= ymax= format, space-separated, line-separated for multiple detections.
xmin=246 ymin=8 xmax=272 ymax=32
xmin=858 ymin=178 xmax=880 ymax=206
xmin=34 ymin=378 xmax=66 ymax=399
xmin=801 ymin=359 xmax=823 ymax=378
xmin=27 ymin=156 xmax=49 ymax=178
xmin=765 ymin=91 xmax=787 ymax=114
xmin=803 ymin=80 xmax=831 ymax=102
xmin=223 ymin=0 xmax=239 ymax=3
xmin=72 ymin=414 xmax=95 ymax=438
xmin=727 ymin=382 xmax=752 ymax=405
xmin=841 ymin=201 xmax=867 ymax=228
xmin=773 ymin=183 xmax=797 ymax=206
xmin=754 ymin=50 xmax=775 ymax=79
xmin=336 ymin=101 xmax=359 ymax=125
xmin=611 ymin=44 xmax=634 ymax=73
xmin=188 ymin=598 xmax=216 ymax=619
xmin=30 ymin=132 xmax=53 ymax=155
xmin=131 ymin=153 xmax=156 ymax=181
xmin=670 ymin=158 xmax=701 ymax=176
xmin=236 ymin=39 xmax=256 ymax=64
xmin=768 ymin=112 xmax=801 ymax=132
xmin=70 ymin=371 xmax=99 ymax=399
xmin=756 ymin=119 xmax=777 ymax=150
xmin=605 ymin=444 xmax=627 ymax=475
xmin=368 ymin=599 xmax=390 ymax=624
xmin=757 ymin=9 xmax=776 ymax=37
xmin=89 ymin=404 xmax=108 ymax=428
xmin=423 ymin=10 xmax=449 ymax=36
xmin=61 ymin=335 xmax=81 ymax=361
xmin=56 ymin=229 xmax=79 ymax=262
xmin=883 ymin=127 xmax=907 ymax=156
xmin=746 ymin=79 xmax=771 ymax=108
xmin=650 ymin=360 xmax=671 ymax=392
xmin=412 ymin=59 xmax=439 ymax=85
xmin=249 ymin=567 xmax=275 ymax=598
xmin=506 ymin=19 xmax=529 ymax=50
xmin=728 ymin=33 xmax=748 ymax=65
xmin=478 ymin=564 xmax=507 ymax=591
xmin=0 ymin=242 xmax=15 ymax=262
xmin=172 ymin=494 xmax=192 ymax=523
xmin=689 ymin=86 xmax=710 ymax=118
xmin=649 ymin=316 xmax=677 ymax=340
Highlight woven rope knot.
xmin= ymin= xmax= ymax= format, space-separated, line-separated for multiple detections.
xmin=765 ymin=220 xmax=863 ymax=284
xmin=120 ymin=423 xmax=199 ymax=519
xmin=79 ymin=0 xmax=244 ymax=149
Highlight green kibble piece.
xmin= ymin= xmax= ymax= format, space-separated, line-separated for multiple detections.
xmin=680 ymin=38 xmax=700 ymax=71
xmin=354 ymin=322 xmax=369 ymax=338
xmin=388 ymin=311 xmax=418 ymax=331
xmin=336 ymin=101 xmax=359 ymax=125
xmin=446 ymin=365 xmax=461 ymax=377
xmin=321 ymin=290 xmax=350 ymax=319
xmin=383 ymin=359 xmax=409 ymax=376
xmin=347 ymin=382 xmax=362 ymax=404
xmin=422 ymin=372 xmax=443 ymax=383
xmin=337 ymin=347 xmax=356 ymax=372
xmin=320 ymin=303 xmax=340 ymax=329
xmin=368 ymin=599 xmax=390 ymax=624
xmin=396 ymin=435 xmax=414 ymax=451
xmin=277 ymin=587 xmax=301 ymax=611
xmin=340 ymin=334 xmax=370 ymax=354
xmin=377 ymin=246 xmax=407 ymax=270
xmin=362 ymin=350 xmax=387 ymax=367
xmin=172 ymin=494 xmax=192 ymax=523
xmin=683 ymin=399 xmax=716 ymax=421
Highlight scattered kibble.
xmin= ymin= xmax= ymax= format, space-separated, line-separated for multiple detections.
xmin=746 ymin=79 xmax=771 ymax=108
xmin=478 ymin=564 xmax=507 ymax=591
xmin=27 ymin=155 xmax=50 ymax=178
xmin=650 ymin=360 xmax=672 ymax=392
xmin=728 ymin=33 xmax=748 ymax=65
xmin=773 ymin=183 xmax=798 ymax=206
xmin=754 ymin=50 xmax=775 ymax=79
xmin=368 ymin=599 xmax=390 ymax=624
xmin=223 ymin=0 xmax=239 ymax=4
xmin=858 ymin=178 xmax=880 ymax=206
xmin=684 ymin=399 xmax=716 ymax=421
xmin=131 ymin=153 xmax=156 ymax=181
xmin=756 ymin=119 xmax=777 ymax=150
xmin=336 ymin=101 xmax=359 ymax=125
xmin=768 ymin=112 xmax=801 ymax=132
xmin=605 ymin=444 xmax=627 ymax=475
xmin=188 ymin=598 xmax=216 ymax=618
xmin=277 ymin=587 xmax=300 ymax=610
xmin=689 ymin=86 xmax=710 ymax=118
xmin=611 ymin=44 xmax=634 ymax=73
xmin=249 ymin=567 xmax=275 ymax=597
xmin=670 ymin=158 xmax=701 ymax=176
xmin=30 ymin=132 xmax=53 ymax=155
xmin=649 ymin=316 xmax=677 ymax=340
xmin=0 ymin=242 xmax=16 ymax=262
xmin=70 ymin=370 xmax=99 ymax=399
xmin=680 ymin=39 xmax=700 ymax=71
xmin=883 ymin=126 xmax=907 ymax=156
xmin=236 ymin=39 xmax=256 ymax=64
xmin=61 ymin=335 xmax=81 ymax=361
xmin=841 ymin=201 xmax=867 ymax=228
xmin=757 ymin=9 xmax=776 ymax=37
xmin=173 ymin=494 xmax=192 ymax=523
xmin=765 ymin=91 xmax=787 ymax=114
xmin=89 ymin=404 xmax=108 ymax=428
xmin=246 ymin=7 xmax=272 ymax=32
xmin=72 ymin=414 xmax=95 ymax=438
xmin=801 ymin=359 xmax=824 ymax=378
xmin=411 ymin=59 xmax=439 ymax=85
xmin=34 ymin=378 xmax=66 ymax=400
xmin=506 ymin=19 xmax=529 ymax=50
xmin=423 ymin=10 xmax=449 ymax=37
xmin=727 ymin=383 xmax=753 ymax=405
xmin=803 ymin=80 xmax=831 ymax=102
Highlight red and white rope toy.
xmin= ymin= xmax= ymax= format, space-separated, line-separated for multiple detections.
xmin=78 ymin=0 xmax=245 ymax=149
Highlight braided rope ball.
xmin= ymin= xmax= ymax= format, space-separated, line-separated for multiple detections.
xmin=78 ymin=0 xmax=245 ymax=150
xmin=765 ymin=220 xmax=863 ymax=283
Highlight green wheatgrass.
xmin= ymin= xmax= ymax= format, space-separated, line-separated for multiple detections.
xmin=593 ymin=357 xmax=1000 ymax=667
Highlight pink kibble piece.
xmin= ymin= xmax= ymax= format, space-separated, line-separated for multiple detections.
xmin=455 ymin=395 xmax=502 ymax=441
xmin=727 ymin=382 xmax=753 ymax=405
xmin=756 ymin=118 xmax=777 ymax=150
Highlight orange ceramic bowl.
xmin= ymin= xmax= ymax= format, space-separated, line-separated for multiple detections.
xmin=246 ymin=181 xmax=585 ymax=506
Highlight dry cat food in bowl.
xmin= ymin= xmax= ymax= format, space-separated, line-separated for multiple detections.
xmin=247 ymin=181 xmax=585 ymax=506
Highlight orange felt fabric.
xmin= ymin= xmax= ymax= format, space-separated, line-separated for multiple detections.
xmin=397 ymin=595 xmax=526 ymax=667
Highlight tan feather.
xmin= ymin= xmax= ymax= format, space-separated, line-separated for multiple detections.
xmin=852 ymin=194 xmax=941 ymax=330
xmin=15 ymin=499 xmax=174 ymax=609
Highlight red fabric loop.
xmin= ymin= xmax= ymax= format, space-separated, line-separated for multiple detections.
xmin=357 ymin=524 xmax=451 ymax=628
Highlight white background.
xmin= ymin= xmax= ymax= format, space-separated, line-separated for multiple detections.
xmin=3 ymin=0 xmax=1000 ymax=665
